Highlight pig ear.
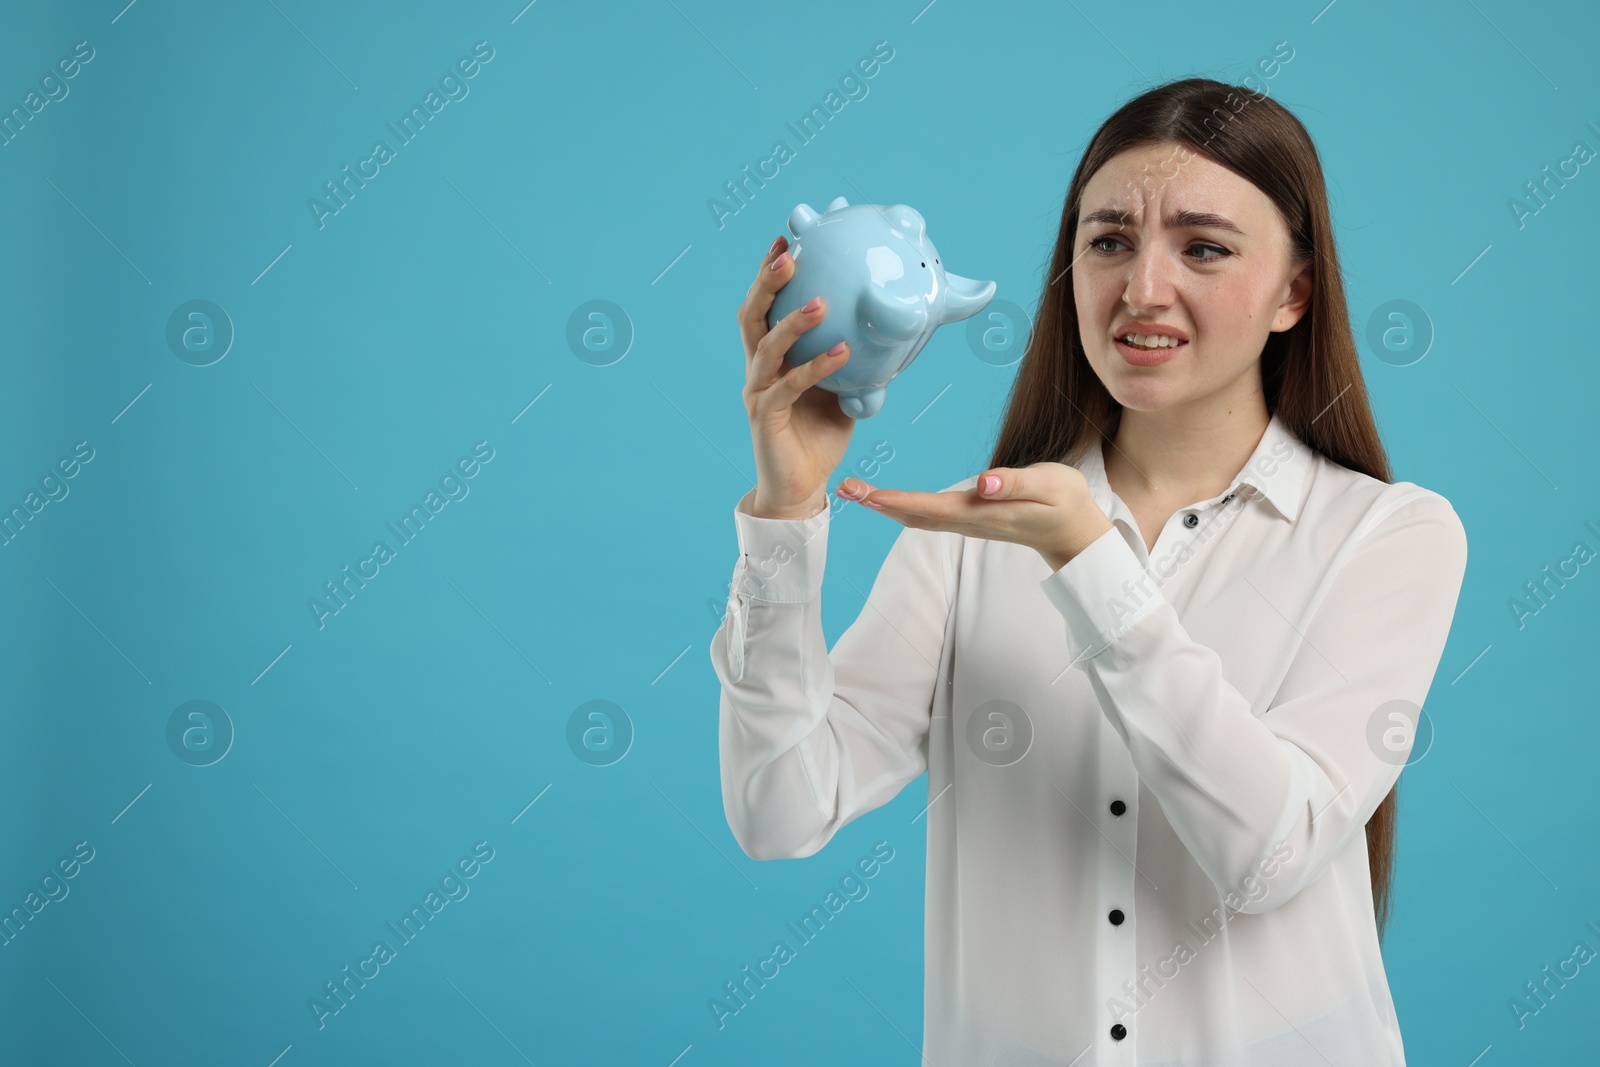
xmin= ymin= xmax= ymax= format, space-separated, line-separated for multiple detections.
xmin=886 ymin=204 xmax=926 ymax=237
xmin=789 ymin=203 xmax=822 ymax=235
xmin=825 ymin=196 xmax=850 ymax=212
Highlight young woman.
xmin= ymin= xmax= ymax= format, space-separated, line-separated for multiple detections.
xmin=712 ymin=77 xmax=1466 ymax=1066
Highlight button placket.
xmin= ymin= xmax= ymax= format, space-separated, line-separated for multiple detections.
xmin=1104 ymin=788 xmax=1135 ymax=1050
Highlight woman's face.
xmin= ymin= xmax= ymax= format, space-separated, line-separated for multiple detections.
xmin=1072 ymin=140 xmax=1312 ymax=414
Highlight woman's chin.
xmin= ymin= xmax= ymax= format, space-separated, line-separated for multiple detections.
xmin=1104 ymin=377 xmax=1185 ymax=412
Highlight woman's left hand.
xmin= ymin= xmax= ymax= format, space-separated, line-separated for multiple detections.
xmin=836 ymin=463 xmax=1116 ymax=572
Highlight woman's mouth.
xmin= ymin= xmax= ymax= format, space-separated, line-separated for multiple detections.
xmin=1114 ymin=333 xmax=1188 ymax=366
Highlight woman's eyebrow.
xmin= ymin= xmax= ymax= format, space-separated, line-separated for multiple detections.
xmin=1080 ymin=206 xmax=1248 ymax=237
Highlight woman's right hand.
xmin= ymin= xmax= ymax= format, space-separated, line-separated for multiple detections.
xmin=737 ymin=235 xmax=854 ymax=520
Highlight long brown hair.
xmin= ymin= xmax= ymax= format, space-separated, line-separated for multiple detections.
xmin=987 ymin=77 xmax=1403 ymax=939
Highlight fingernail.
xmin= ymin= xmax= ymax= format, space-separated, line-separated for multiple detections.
xmin=769 ymin=253 xmax=789 ymax=272
xmin=769 ymin=235 xmax=784 ymax=254
xmin=862 ymin=499 xmax=884 ymax=509
xmin=827 ymin=341 xmax=846 ymax=356
xmin=981 ymin=475 xmax=1001 ymax=495
xmin=801 ymin=296 xmax=822 ymax=313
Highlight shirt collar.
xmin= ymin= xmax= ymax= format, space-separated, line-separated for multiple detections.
xmin=1075 ymin=411 xmax=1311 ymax=524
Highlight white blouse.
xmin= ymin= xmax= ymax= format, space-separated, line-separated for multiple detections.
xmin=709 ymin=411 xmax=1468 ymax=1066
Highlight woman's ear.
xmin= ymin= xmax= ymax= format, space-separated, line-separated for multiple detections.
xmin=1272 ymin=260 xmax=1314 ymax=333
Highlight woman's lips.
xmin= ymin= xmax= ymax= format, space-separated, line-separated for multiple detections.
xmin=1114 ymin=337 xmax=1186 ymax=366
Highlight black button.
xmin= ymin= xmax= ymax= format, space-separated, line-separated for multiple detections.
xmin=1223 ymin=492 xmax=1235 ymax=503
xmin=1109 ymin=799 xmax=1126 ymax=816
xmin=1109 ymin=909 xmax=1124 ymax=925
xmin=1111 ymin=1023 xmax=1127 ymax=1040
xmin=1183 ymin=512 xmax=1198 ymax=528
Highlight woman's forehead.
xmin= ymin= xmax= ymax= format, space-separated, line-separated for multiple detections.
xmin=1080 ymin=151 xmax=1274 ymax=230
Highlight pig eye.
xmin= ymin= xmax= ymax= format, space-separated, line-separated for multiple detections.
xmin=920 ymin=261 xmax=926 ymax=268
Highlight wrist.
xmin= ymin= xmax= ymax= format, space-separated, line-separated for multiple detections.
xmin=1041 ymin=507 xmax=1115 ymax=572
xmin=750 ymin=488 xmax=828 ymax=521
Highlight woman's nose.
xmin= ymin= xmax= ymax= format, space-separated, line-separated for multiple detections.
xmin=1122 ymin=247 xmax=1176 ymax=310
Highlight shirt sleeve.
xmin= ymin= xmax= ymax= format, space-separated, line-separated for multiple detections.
xmin=1038 ymin=487 xmax=1469 ymax=913
xmin=709 ymin=485 xmax=957 ymax=861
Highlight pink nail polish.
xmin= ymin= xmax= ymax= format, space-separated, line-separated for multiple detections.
xmin=862 ymin=499 xmax=884 ymax=509
xmin=801 ymin=296 xmax=823 ymax=313
xmin=769 ymin=253 xmax=789 ymax=271
xmin=769 ymin=235 xmax=784 ymax=254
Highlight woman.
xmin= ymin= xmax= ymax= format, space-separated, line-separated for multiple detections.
xmin=711 ymin=77 xmax=1466 ymax=1066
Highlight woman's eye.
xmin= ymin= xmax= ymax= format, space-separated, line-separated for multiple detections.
xmin=1087 ymin=236 xmax=1231 ymax=261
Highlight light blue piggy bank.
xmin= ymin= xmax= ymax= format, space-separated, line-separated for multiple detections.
xmin=768 ymin=197 xmax=996 ymax=418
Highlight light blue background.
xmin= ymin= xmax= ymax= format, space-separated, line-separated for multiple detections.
xmin=2 ymin=0 xmax=1596 ymax=1063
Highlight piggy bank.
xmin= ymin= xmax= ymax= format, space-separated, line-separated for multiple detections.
xmin=768 ymin=197 xmax=996 ymax=418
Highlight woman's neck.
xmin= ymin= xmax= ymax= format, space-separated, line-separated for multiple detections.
xmin=1103 ymin=403 xmax=1271 ymax=506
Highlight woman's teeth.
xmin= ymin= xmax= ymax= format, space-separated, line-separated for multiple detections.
xmin=1120 ymin=335 xmax=1184 ymax=350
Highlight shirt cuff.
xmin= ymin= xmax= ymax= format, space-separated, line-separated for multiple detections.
xmin=732 ymin=487 xmax=832 ymax=603
xmin=1038 ymin=523 xmax=1166 ymax=667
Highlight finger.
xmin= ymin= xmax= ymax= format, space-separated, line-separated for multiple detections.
xmin=857 ymin=487 xmax=936 ymax=513
xmin=737 ymin=235 xmax=791 ymax=359
xmin=835 ymin=475 xmax=874 ymax=501
xmin=843 ymin=482 xmax=945 ymax=517
xmin=857 ymin=492 xmax=951 ymax=532
xmin=749 ymin=294 xmax=830 ymax=390
xmin=766 ymin=340 xmax=849 ymax=410
xmin=838 ymin=477 xmax=901 ymax=513
xmin=974 ymin=467 xmax=1032 ymax=500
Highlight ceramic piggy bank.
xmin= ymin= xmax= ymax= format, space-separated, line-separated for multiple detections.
xmin=767 ymin=197 xmax=996 ymax=418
